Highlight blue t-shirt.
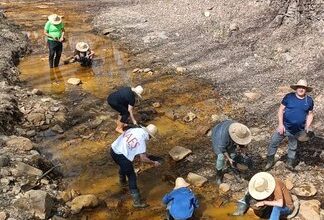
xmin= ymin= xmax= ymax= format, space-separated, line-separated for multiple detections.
xmin=282 ymin=92 xmax=314 ymax=134
xmin=211 ymin=120 xmax=235 ymax=154
xmin=162 ymin=187 xmax=199 ymax=219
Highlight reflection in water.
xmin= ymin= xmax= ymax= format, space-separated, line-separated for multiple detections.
xmin=49 ymin=67 xmax=65 ymax=94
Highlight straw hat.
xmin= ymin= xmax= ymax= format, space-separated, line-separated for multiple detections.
xmin=248 ymin=172 xmax=276 ymax=200
xmin=48 ymin=14 xmax=62 ymax=25
xmin=290 ymin=79 xmax=313 ymax=92
xmin=131 ymin=85 xmax=143 ymax=98
xmin=141 ymin=124 xmax=158 ymax=138
xmin=75 ymin=42 xmax=90 ymax=52
xmin=174 ymin=177 xmax=190 ymax=190
xmin=228 ymin=123 xmax=252 ymax=145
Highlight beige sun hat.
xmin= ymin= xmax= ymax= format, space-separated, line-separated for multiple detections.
xmin=290 ymin=79 xmax=313 ymax=92
xmin=48 ymin=14 xmax=62 ymax=25
xmin=131 ymin=85 xmax=143 ymax=98
xmin=174 ymin=177 xmax=190 ymax=190
xmin=248 ymin=172 xmax=276 ymax=200
xmin=141 ymin=124 xmax=158 ymax=138
xmin=228 ymin=122 xmax=252 ymax=145
xmin=75 ymin=42 xmax=90 ymax=52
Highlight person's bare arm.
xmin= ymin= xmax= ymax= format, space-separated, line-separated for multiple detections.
xmin=128 ymin=105 xmax=137 ymax=125
xmin=59 ymin=28 xmax=65 ymax=42
xmin=139 ymin=153 xmax=160 ymax=166
xmin=277 ymin=104 xmax=286 ymax=135
xmin=305 ymin=111 xmax=314 ymax=131
xmin=256 ymin=199 xmax=283 ymax=208
xmin=44 ymin=29 xmax=53 ymax=39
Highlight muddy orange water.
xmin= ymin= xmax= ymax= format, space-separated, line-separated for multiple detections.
xmin=2 ymin=1 xmax=257 ymax=219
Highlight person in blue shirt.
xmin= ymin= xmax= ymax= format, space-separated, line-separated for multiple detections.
xmin=162 ymin=177 xmax=199 ymax=220
xmin=265 ymin=79 xmax=314 ymax=170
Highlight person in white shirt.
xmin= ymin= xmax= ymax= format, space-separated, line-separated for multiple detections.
xmin=110 ymin=124 xmax=160 ymax=208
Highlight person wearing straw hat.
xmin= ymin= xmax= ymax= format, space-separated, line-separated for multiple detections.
xmin=265 ymin=79 xmax=314 ymax=171
xmin=162 ymin=177 xmax=199 ymax=220
xmin=107 ymin=86 xmax=144 ymax=133
xmin=44 ymin=14 xmax=65 ymax=68
xmin=233 ymin=172 xmax=293 ymax=219
xmin=211 ymin=120 xmax=252 ymax=185
xmin=64 ymin=42 xmax=95 ymax=66
xmin=110 ymin=124 xmax=160 ymax=208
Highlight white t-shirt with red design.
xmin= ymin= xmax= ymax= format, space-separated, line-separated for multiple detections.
xmin=111 ymin=128 xmax=149 ymax=161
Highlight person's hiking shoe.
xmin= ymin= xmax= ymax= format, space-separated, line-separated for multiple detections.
xmin=264 ymin=155 xmax=275 ymax=171
xmin=286 ymin=158 xmax=295 ymax=171
xmin=119 ymin=175 xmax=128 ymax=189
xmin=215 ymin=169 xmax=224 ymax=185
xmin=131 ymin=190 xmax=149 ymax=208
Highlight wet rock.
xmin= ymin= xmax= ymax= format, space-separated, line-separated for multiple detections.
xmin=299 ymin=200 xmax=320 ymax=220
xmin=165 ymin=110 xmax=179 ymax=120
xmin=244 ymin=92 xmax=261 ymax=101
xmin=152 ymin=102 xmax=161 ymax=108
xmin=169 ymin=146 xmax=192 ymax=161
xmin=293 ymin=183 xmax=317 ymax=197
xmin=285 ymin=177 xmax=294 ymax=190
xmin=51 ymin=124 xmax=64 ymax=134
xmin=219 ymin=183 xmax=230 ymax=193
xmin=25 ymin=190 xmax=54 ymax=219
xmin=67 ymin=194 xmax=99 ymax=214
xmin=31 ymin=89 xmax=42 ymax=95
xmin=176 ymin=67 xmax=186 ymax=74
xmin=0 ymin=212 xmax=7 ymax=220
xmin=6 ymin=136 xmax=33 ymax=151
xmin=102 ymin=28 xmax=116 ymax=35
xmin=15 ymin=161 xmax=43 ymax=176
xmin=67 ymin=78 xmax=82 ymax=85
xmin=187 ymin=172 xmax=207 ymax=187
xmin=0 ymin=155 xmax=10 ymax=167
xmin=183 ymin=112 xmax=197 ymax=123
xmin=229 ymin=23 xmax=239 ymax=31
xmin=105 ymin=197 xmax=122 ymax=209
xmin=59 ymin=189 xmax=79 ymax=202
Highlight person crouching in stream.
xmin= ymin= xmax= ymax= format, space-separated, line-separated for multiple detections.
xmin=211 ymin=120 xmax=252 ymax=185
xmin=110 ymin=124 xmax=160 ymax=208
xmin=232 ymin=172 xmax=294 ymax=220
xmin=44 ymin=14 xmax=65 ymax=68
xmin=162 ymin=177 xmax=199 ymax=220
xmin=64 ymin=42 xmax=95 ymax=67
xmin=107 ymin=86 xmax=143 ymax=133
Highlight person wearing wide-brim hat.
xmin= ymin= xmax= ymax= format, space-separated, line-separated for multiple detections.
xmin=110 ymin=123 xmax=160 ymax=208
xmin=71 ymin=42 xmax=95 ymax=66
xmin=211 ymin=120 xmax=252 ymax=185
xmin=162 ymin=177 xmax=199 ymax=220
xmin=44 ymin=14 xmax=65 ymax=68
xmin=107 ymin=85 xmax=144 ymax=133
xmin=265 ymin=79 xmax=314 ymax=171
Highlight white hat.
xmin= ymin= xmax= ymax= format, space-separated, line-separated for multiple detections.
xmin=174 ymin=177 xmax=190 ymax=190
xmin=75 ymin=42 xmax=90 ymax=52
xmin=131 ymin=86 xmax=143 ymax=98
xmin=229 ymin=123 xmax=252 ymax=145
xmin=248 ymin=172 xmax=276 ymax=200
xmin=290 ymin=79 xmax=313 ymax=92
xmin=141 ymin=124 xmax=157 ymax=138
xmin=48 ymin=14 xmax=62 ymax=25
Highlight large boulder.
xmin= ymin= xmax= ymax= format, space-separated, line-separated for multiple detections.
xmin=169 ymin=146 xmax=192 ymax=161
xmin=15 ymin=190 xmax=54 ymax=219
xmin=299 ymin=200 xmax=321 ymax=220
xmin=67 ymin=194 xmax=99 ymax=214
xmin=293 ymin=183 xmax=317 ymax=197
xmin=187 ymin=172 xmax=207 ymax=187
xmin=6 ymin=136 xmax=33 ymax=151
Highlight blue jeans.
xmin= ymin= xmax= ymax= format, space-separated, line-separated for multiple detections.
xmin=269 ymin=206 xmax=292 ymax=220
xmin=215 ymin=145 xmax=237 ymax=170
xmin=267 ymin=130 xmax=297 ymax=160
xmin=110 ymin=149 xmax=138 ymax=191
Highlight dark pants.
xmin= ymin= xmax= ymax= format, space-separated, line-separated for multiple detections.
xmin=110 ymin=148 xmax=138 ymax=191
xmin=48 ymin=40 xmax=63 ymax=68
xmin=107 ymin=100 xmax=129 ymax=123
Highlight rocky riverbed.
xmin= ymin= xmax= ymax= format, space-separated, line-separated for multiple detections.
xmin=0 ymin=0 xmax=323 ymax=220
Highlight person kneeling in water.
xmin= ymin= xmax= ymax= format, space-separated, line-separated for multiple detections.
xmin=64 ymin=42 xmax=95 ymax=66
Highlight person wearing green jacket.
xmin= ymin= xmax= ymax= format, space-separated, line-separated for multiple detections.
xmin=44 ymin=14 xmax=65 ymax=68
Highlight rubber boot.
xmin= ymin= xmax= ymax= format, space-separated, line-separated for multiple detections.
xmin=232 ymin=193 xmax=251 ymax=216
xmin=131 ymin=190 xmax=149 ymax=208
xmin=119 ymin=174 xmax=127 ymax=189
xmin=286 ymin=158 xmax=295 ymax=171
xmin=215 ymin=169 xmax=224 ymax=185
xmin=264 ymin=155 xmax=275 ymax=171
